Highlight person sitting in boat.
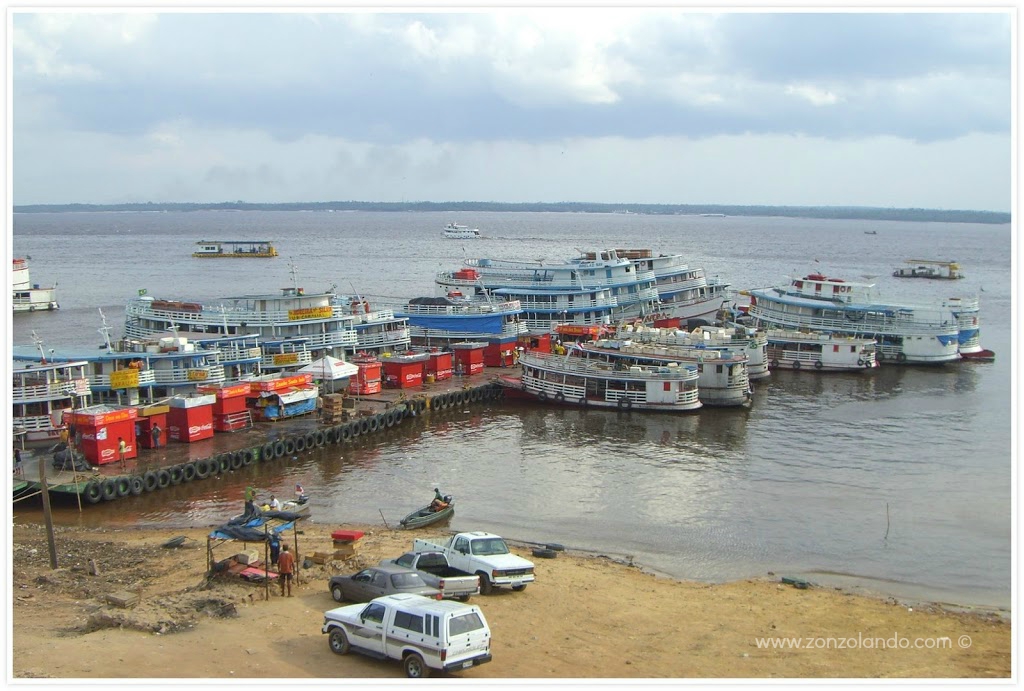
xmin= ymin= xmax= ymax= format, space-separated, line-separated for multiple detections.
xmin=430 ymin=488 xmax=449 ymax=512
xmin=295 ymin=483 xmax=308 ymax=504
xmin=268 ymin=494 xmax=281 ymax=511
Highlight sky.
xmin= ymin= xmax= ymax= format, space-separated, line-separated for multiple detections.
xmin=7 ymin=6 xmax=1014 ymax=212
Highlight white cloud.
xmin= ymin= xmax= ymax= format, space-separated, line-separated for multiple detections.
xmin=785 ymin=84 xmax=841 ymax=106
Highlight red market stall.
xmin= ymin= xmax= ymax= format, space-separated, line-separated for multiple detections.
xmin=349 ymin=354 xmax=382 ymax=395
xmin=482 ymin=338 xmax=517 ymax=368
xmin=451 ymin=341 xmax=488 ymax=376
xmin=167 ymin=394 xmax=216 ymax=443
xmin=246 ymin=373 xmax=318 ymax=421
xmin=71 ymin=405 xmax=138 ymax=466
xmin=135 ymin=404 xmax=169 ymax=449
xmin=198 ymin=382 xmax=252 ymax=432
xmin=423 ymin=349 xmax=453 ymax=382
xmin=380 ymin=352 xmax=429 ymax=389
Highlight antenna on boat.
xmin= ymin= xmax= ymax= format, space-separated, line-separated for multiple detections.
xmin=97 ymin=308 xmax=114 ymax=353
xmin=31 ymin=330 xmax=47 ymax=364
xmin=288 ymin=262 xmax=300 ymax=292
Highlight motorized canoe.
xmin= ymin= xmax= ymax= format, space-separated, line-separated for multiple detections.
xmin=400 ymin=499 xmax=455 ymax=529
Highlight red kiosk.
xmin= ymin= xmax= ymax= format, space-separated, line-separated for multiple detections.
xmin=451 ymin=341 xmax=488 ymax=376
xmin=423 ymin=349 xmax=453 ymax=382
xmin=71 ymin=405 xmax=138 ymax=466
xmin=167 ymin=394 xmax=216 ymax=443
xmin=135 ymin=404 xmax=170 ymax=450
xmin=349 ymin=354 xmax=383 ymax=395
xmin=198 ymin=382 xmax=252 ymax=432
xmin=379 ymin=352 xmax=429 ymax=389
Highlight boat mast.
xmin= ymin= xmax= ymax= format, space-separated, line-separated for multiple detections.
xmin=97 ymin=309 xmax=114 ymax=353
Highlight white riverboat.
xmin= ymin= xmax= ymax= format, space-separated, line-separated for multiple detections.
xmin=12 ymin=258 xmax=59 ymax=313
xmin=497 ymin=349 xmax=702 ymax=413
xmin=765 ymin=329 xmax=878 ymax=372
xmin=442 ymin=222 xmax=482 ymax=239
xmin=436 ymin=249 xmax=661 ymax=330
xmin=892 ymin=260 xmax=963 ymax=280
xmin=616 ymin=322 xmax=769 ymax=380
xmin=585 ymin=249 xmax=730 ymax=326
xmin=746 ymin=273 xmax=961 ymax=365
xmin=12 ymin=359 xmax=92 ymax=444
xmin=577 ymin=338 xmax=753 ymax=407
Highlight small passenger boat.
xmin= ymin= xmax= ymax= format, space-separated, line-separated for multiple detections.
xmin=765 ymin=329 xmax=878 ymax=372
xmin=892 ymin=260 xmax=963 ymax=280
xmin=192 ymin=240 xmax=279 ymax=258
xmin=442 ymin=223 xmax=481 ymax=239
xmin=400 ymin=496 xmax=455 ymax=529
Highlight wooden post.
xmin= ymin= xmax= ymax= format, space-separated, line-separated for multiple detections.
xmin=263 ymin=525 xmax=270 ymax=601
xmin=37 ymin=454 xmax=58 ymax=569
xmin=292 ymin=525 xmax=301 ymax=585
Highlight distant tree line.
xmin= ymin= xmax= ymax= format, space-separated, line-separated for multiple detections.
xmin=12 ymin=200 xmax=1010 ymax=224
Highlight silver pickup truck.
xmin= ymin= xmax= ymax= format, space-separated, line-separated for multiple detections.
xmin=381 ymin=552 xmax=480 ymax=601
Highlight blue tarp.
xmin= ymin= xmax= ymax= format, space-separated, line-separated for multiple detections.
xmin=402 ymin=314 xmax=504 ymax=334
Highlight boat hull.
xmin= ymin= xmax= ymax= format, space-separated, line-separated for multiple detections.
xmin=400 ymin=503 xmax=455 ymax=529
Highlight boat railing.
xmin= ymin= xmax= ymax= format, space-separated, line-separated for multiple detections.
xmin=355 ymin=327 xmax=412 ymax=349
xmin=262 ymin=351 xmax=314 ymax=369
xmin=513 ymin=294 xmax=618 ymax=310
xmin=12 ymin=414 xmax=54 ymax=432
xmin=396 ymin=300 xmax=523 ymax=316
xmin=521 ymin=351 xmax=698 ymax=380
xmin=217 ymin=346 xmax=264 ymax=362
xmin=87 ymin=370 xmax=158 ymax=389
xmin=150 ymin=366 xmax=227 ymax=387
xmin=12 ymin=379 xmax=92 ymax=403
xmin=748 ymin=304 xmax=958 ymax=335
xmin=126 ymin=300 xmax=359 ymax=327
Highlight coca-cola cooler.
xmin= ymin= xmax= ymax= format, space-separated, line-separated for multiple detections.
xmin=71 ymin=405 xmax=138 ymax=466
xmin=167 ymin=394 xmax=216 ymax=443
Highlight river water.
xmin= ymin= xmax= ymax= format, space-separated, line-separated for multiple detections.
xmin=10 ymin=210 xmax=1014 ymax=609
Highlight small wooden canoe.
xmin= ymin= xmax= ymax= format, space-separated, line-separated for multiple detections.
xmin=400 ymin=500 xmax=455 ymax=529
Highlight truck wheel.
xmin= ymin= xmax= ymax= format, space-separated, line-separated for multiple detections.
xmin=476 ymin=572 xmax=493 ymax=595
xmin=403 ymin=653 xmax=431 ymax=678
xmin=458 ymin=594 xmax=471 ymax=602
xmin=511 ymin=584 xmax=528 ymax=592
xmin=331 ymin=585 xmax=345 ymax=602
xmin=328 ymin=628 xmax=350 ymax=655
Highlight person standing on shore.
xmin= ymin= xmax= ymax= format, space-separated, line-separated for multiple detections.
xmin=151 ymin=423 xmax=162 ymax=449
xmin=277 ymin=544 xmax=295 ymax=597
xmin=117 ymin=437 xmax=127 ymax=470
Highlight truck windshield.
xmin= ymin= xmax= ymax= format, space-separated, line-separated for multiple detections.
xmin=448 ymin=612 xmax=486 ymax=636
xmin=470 ymin=538 xmax=509 ymax=556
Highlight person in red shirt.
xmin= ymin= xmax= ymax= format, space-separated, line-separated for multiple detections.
xmin=277 ymin=543 xmax=295 ymax=597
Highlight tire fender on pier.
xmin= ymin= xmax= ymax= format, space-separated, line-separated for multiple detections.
xmin=169 ymin=466 xmax=184 ymax=485
xmin=84 ymin=481 xmax=103 ymax=504
xmin=293 ymin=436 xmax=306 ymax=453
xmin=143 ymin=471 xmax=159 ymax=491
xmin=101 ymin=478 xmax=118 ymax=501
xmin=304 ymin=432 xmax=316 ymax=449
xmin=273 ymin=440 xmax=286 ymax=457
xmin=340 ymin=424 xmax=353 ymax=442
xmin=229 ymin=452 xmax=243 ymax=470
xmin=262 ymin=443 xmax=276 ymax=461
xmin=241 ymin=449 xmax=255 ymax=466
xmin=129 ymin=476 xmax=145 ymax=495
xmin=314 ymin=430 xmax=327 ymax=447
xmin=182 ymin=462 xmax=197 ymax=481
xmin=194 ymin=459 xmax=211 ymax=479
xmin=157 ymin=469 xmax=171 ymax=488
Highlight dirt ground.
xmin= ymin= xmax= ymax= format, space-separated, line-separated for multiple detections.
xmin=10 ymin=521 xmax=1010 ymax=681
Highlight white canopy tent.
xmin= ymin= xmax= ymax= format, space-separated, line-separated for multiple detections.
xmin=298 ymin=356 xmax=359 ymax=392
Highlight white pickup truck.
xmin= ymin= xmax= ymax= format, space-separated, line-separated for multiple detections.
xmin=413 ymin=532 xmax=535 ymax=595
xmin=322 ymin=593 xmax=492 ymax=678
xmin=380 ymin=552 xmax=481 ymax=601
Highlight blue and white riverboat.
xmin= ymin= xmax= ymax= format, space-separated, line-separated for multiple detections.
xmin=746 ymin=273 xmax=961 ymax=365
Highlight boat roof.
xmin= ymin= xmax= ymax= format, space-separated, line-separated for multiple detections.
xmin=11 ymin=345 xmax=216 ymax=362
xmin=13 ymin=359 xmax=91 ymax=373
xmin=195 ymin=240 xmax=275 ymax=244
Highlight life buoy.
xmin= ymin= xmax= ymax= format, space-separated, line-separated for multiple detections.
xmin=182 ymin=462 xmax=197 ymax=481
xmin=262 ymin=442 xmax=276 ymax=461
xmin=101 ymin=478 xmax=118 ymax=501
xmin=856 ymin=359 xmax=865 ymax=367
xmin=157 ymin=469 xmax=171 ymax=488
xmin=143 ymin=471 xmax=159 ymax=491
xmin=617 ymin=396 xmax=632 ymax=410
xmin=792 ymin=360 xmax=801 ymax=370
xmin=194 ymin=458 xmax=211 ymax=479
xmin=84 ymin=481 xmax=103 ymax=504
xmin=770 ymin=359 xmax=780 ymax=369
xmin=896 ymin=352 xmax=907 ymax=363
xmin=294 ymin=436 xmax=307 ymax=453
xmin=814 ymin=360 xmax=823 ymax=370
xmin=129 ymin=476 xmax=144 ymax=495
xmin=169 ymin=466 xmax=184 ymax=485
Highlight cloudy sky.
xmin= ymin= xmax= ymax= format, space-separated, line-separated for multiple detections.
xmin=10 ymin=8 xmax=1012 ymax=211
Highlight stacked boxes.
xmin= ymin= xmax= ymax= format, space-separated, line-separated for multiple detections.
xmin=321 ymin=393 xmax=348 ymax=423
xmin=331 ymin=529 xmax=365 ymax=558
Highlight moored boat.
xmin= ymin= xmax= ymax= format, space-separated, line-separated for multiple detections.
xmin=892 ymin=260 xmax=963 ymax=280
xmin=616 ymin=322 xmax=769 ymax=380
xmin=12 ymin=357 xmax=93 ymax=444
xmin=499 ymin=348 xmax=702 ymax=413
xmin=765 ymin=329 xmax=878 ymax=372
xmin=12 ymin=258 xmax=59 ymax=313
xmin=442 ymin=223 xmax=481 ymax=239
xmin=400 ymin=496 xmax=455 ymax=529
xmin=747 ymin=273 xmax=960 ymax=365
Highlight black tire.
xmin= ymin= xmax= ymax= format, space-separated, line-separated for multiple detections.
xmin=101 ymin=478 xmax=118 ymax=501
xmin=770 ymin=359 xmax=780 ymax=369
xmin=157 ymin=469 xmax=171 ymax=488
xmin=116 ymin=478 xmax=131 ymax=497
xmin=385 ymin=411 xmax=396 ymax=428
xmin=359 ymin=419 xmax=370 ymax=435
xmin=617 ymin=396 xmax=632 ymax=410
xmin=545 ymin=543 xmax=565 ymax=551
xmin=477 ymin=572 xmax=493 ymax=595
xmin=241 ymin=449 xmax=255 ymax=466
xmin=143 ymin=471 xmax=159 ymax=492
xmin=856 ymin=358 xmax=865 ymax=367
xmin=84 ymin=481 xmax=103 ymax=504
xmin=532 ymin=548 xmax=558 ymax=559
xmin=194 ymin=458 xmax=211 ymax=479
xmin=324 ymin=428 xmax=337 ymax=444
xmin=169 ymin=466 xmax=184 ymax=485
xmin=814 ymin=360 xmax=823 ymax=370
xmin=897 ymin=352 xmax=907 ymax=363
xmin=314 ymin=430 xmax=326 ymax=447
xmin=229 ymin=452 xmax=242 ymax=470
xmin=129 ymin=476 xmax=144 ymax=495
xmin=284 ymin=438 xmax=296 ymax=455
xmin=470 ymin=389 xmax=480 ymax=402
xmin=304 ymin=432 xmax=316 ymax=449
xmin=367 ymin=416 xmax=379 ymax=433
xmin=554 ymin=392 xmax=566 ymax=403
xmin=511 ymin=584 xmax=528 ymax=592
xmin=864 ymin=360 xmax=873 ymax=369
xmin=182 ymin=462 xmax=197 ymax=481
xmin=294 ymin=436 xmax=307 ymax=453
xmin=328 ymin=628 xmax=350 ymax=655
xmin=273 ymin=440 xmax=286 ymax=457
xmin=262 ymin=443 xmax=276 ymax=461
xmin=403 ymin=653 xmax=431 ymax=679
xmin=792 ymin=360 xmax=802 ymax=370
xmin=340 ymin=424 xmax=353 ymax=442
xmin=218 ymin=454 xmax=231 ymax=473
xmin=537 ymin=390 xmax=548 ymax=402
xmin=877 ymin=351 xmax=886 ymax=362
xmin=331 ymin=585 xmax=345 ymax=603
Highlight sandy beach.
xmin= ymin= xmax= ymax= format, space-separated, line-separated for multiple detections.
xmin=10 ymin=521 xmax=1010 ymax=681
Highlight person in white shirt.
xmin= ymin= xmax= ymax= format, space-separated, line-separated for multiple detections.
xmin=268 ymin=495 xmax=281 ymax=510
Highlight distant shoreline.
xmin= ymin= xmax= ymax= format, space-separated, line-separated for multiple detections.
xmin=11 ymin=201 xmax=1010 ymax=225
